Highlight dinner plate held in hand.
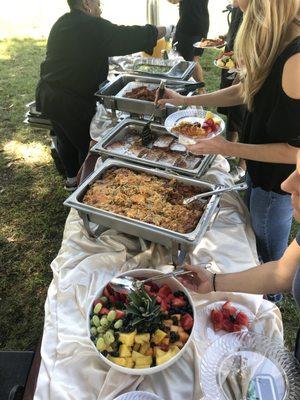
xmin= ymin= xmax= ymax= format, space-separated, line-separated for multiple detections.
xmin=193 ymin=40 xmax=227 ymax=49
xmin=200 ymin=332 xmax=300 ymax=400
xmin=164 ymin=109 xmax=225 ymax=145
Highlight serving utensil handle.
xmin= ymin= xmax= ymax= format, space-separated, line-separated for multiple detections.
xmin=184 ymin=182 xmax=248 ymax=205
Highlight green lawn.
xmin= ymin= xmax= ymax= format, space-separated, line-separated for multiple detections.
xmin=0 ymin=38 xmax=299 ymax=351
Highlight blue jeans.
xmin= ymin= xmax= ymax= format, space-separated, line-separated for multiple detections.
xmin=245 ymin=175 xmax=293 ymax=263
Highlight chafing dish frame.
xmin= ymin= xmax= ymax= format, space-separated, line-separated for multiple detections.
xmin=91 ymin=118 xmax=215 ymax=178
xmin=132 ymin=58 xmax=196 ymax=80
xmin=95 ymin=74 xmax=192 ymax=119
xmin=64 ymin=159 xmax=220 ymax=263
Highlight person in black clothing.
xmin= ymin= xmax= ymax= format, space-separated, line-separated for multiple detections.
xmin=158 ymin=0 xmax=300 ymax=274
xmin=168 ymin=0 xmax=209 ymax=85
xmin=36 ymin=0 xmax=168 ymax=190
xmin=217 ymin=2 xmax=246 ymax=179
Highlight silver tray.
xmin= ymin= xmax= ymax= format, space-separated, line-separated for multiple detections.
xmin=64 ymin=159 xmax=220 ymax=252
xmin=91 ymin=118 xmax=215 ymax=178
xmin=132 ymin=58 xmax=196 ymax=80
xmin=95 ymin=74 xmax=192 ymax=118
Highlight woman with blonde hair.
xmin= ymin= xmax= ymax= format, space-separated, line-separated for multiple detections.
xmin=158 ymin=0 xmax=300 ymax=296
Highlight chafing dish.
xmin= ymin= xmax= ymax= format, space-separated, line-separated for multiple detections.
xmin=64 ymin=159 xmax=220 ymax=263
xmin=132 ymin=58 xmax=196 ymax=80
xmin=91 ymin=118 xmax=215 ymax=177
xmin=95 ymin=74 xmax=194 ymax=119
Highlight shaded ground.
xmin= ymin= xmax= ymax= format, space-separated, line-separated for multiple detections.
xmin=0 ymin=38 xmax=299 ymax=351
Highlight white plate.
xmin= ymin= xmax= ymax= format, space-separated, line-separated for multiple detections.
xmin=193 ymin=40 xmax=227 ymax=49
xmin=195 ymin=301 xmax=255 ymax=345
xmin=201 ymin=332 xmax=300 ymax=400
xmin=164 ymin=109 xmax=225 ymax=145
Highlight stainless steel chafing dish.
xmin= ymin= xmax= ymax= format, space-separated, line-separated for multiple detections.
xmin=95 ymin=74 xmax=194 ymax=119
xmin=64 ymin=159 xmax=220 ymax=263
xmin=132 ymin=58 xmax=196 ymax=80
xmin=91 ymin=118 xmax=215 ymax=178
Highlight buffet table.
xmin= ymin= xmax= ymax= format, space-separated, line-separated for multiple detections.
xmin=33 ymin=156 xmax=283 ymax=400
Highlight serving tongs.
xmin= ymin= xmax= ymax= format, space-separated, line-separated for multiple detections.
xmin=110 ymin=269 xmax=193 ymax=293
xmin=167 ymin=81 xmax=205 ymax=94
xmin=183 ymin=182 xmax=248 ymax=205
xmin=141 ymin=79 xmax=166 ymax=146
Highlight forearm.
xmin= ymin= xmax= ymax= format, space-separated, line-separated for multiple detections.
xmin=184 ymin=84 xmax=244 ymax=108
xmin=215 ymin=260 xmax=295 ymax=294
xmin=222 ymin=142 xmax=299 ymax=164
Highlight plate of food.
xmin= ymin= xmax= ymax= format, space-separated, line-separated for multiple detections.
xmin=195 ymin=300 xmax=255 ymax=345
xmin=164 ymin=109 xmax=225 ymax=145
xmin=201 ymin=331 xmax=300 ymax=400
xmin=214 ymin=51 xmax=236 ymax=70
xmin=193 ymin=37 xmax=226 ymax=49
xmin=88 ymin=268 xmax=195 ymax=375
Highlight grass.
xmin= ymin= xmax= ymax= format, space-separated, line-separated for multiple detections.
xmin=0 ymin=38 xmax=299 ymax=352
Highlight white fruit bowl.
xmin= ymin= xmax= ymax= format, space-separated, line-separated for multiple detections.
xmin=87 ymin=268 xmax=196 ymax=375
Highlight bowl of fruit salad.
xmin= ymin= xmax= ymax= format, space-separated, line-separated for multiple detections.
xmin=88 ymin=269 xmax=196 ymax=375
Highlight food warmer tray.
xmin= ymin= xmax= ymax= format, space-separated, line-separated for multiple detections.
xmin=91 ymin=118 xmax=215 ymax=178
xmin=132 ymin=58 xmax=196 ymax=80
xmin=95 ymin=74 xmax=193 ymax=119
xmin=64 ymin=159 xmax=220 ymax=264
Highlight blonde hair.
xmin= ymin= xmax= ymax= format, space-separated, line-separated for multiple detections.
xmin=235 ymin=0 xmax=300 ymax=111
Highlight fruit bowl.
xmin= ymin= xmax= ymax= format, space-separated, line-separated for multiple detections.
xmin=87 ymin=268 xmax=196 ymax=375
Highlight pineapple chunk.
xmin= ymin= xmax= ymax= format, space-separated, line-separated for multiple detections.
xmin=135 ymin=333 xmax=150 ymax=344
xmin=125 ymin=357 xmax=134 ymax=368
xmin=205 ymin=111 xmax=214 ymax=120
xmin=119 ymin=330 xmax=137 ymax=346
xmin=119 ymin=344 xmax=132 ymax=358
xmin=156 ymin=346 xmax=180 ymax=366
xmin=152 ymin=329 xmax=167 ymax=345
xmin=107 ymin=356 xmax=127 ymax=367
xmin=133 ymin=343 xmax=140 ymax=352
xmin=154 ymin=347 xmax=167 ymax=358
xmin=163 ymin=319 xmax=173 ymax=327
xmin=134 ymin=364 xmax=151 ymax=369
xmin=132 ymin=351 xmax=146 ymax=361
xmin=135 ymin=355 xmax=152 ymax=367
xmin=140 ymin=342 xmax=150 ymax=355
xmin=170 ymin=325 xmax=180 ymax=333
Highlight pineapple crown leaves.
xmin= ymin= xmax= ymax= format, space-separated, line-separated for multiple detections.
xmin=126 ymin=286 xmax=162 ymax=327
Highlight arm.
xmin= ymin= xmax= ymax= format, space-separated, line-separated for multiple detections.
xmin=181 ymin=239 xmax=300 ymax=294
xmin=188 ymin=138 xmax=299 ymax=164
xmin=157 ymin=83 xmax=245 ymax=108
xmin=96 ymin=18 xmax=159 ymax=57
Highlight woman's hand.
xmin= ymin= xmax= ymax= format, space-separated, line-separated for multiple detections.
xmin=187 ymin=135 xmax=229 ymax=156
xmin=179 ymin=264 xmax=214 ymax=293
xmin=156 ymin=88 xmax=186 ymax=107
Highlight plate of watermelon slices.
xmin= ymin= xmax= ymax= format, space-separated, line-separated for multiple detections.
xmin=196 ymin=300 xmax=255 ymax=344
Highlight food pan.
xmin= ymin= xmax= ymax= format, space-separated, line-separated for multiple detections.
xmin=64 ymin=159 xmax=220 ymax=252
xmin=95 ymin=74 xmax=194 ymax=118
xmin=91 ymin=118 xmax=215 ymax=178
xmin=132 ymin=58 xmax=196 ymax=80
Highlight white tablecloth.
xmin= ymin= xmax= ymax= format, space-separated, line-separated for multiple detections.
xmin=34 ymin=157 xmax=283 ymax=400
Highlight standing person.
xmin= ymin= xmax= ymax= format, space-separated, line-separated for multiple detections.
xmin=167 ymin=0 xmax=209 ymax=86
xmin=158 ymin=0 xmax=300 ymax=290
xmin=180 ymin=150 xmax=300 ymax=362
xmin=217 ymin=1 xmax=246 ymax=180
xmin=36 ymin=0 xmax=170 ymax=190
